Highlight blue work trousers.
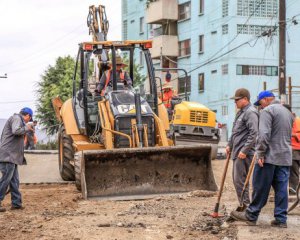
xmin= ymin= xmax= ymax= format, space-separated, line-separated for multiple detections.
xmin=246 ymin=163 xmax=290 ymax=223
xmin=0 ymin=162 xmax=22 ymax=207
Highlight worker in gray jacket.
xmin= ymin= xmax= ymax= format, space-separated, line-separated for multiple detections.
xmin=0 ymin=107 xmax=33 ymax=212
xmin=226 ymin=88 xmax=259 ymax=206
xmin=231 ymin=91 xmax=294 ymax=228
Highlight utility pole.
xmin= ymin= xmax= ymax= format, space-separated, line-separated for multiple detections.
xmin=263 ymin=81 xmax=267 ymax=91
xmin=279 ymin=0 xmax=286 ymax=103
xmin=0 ymin=73 xmax=7 ymax=78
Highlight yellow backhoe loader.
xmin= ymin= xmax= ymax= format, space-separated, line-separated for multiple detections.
xmin=52 ymin=4 xmax=217 ymax=199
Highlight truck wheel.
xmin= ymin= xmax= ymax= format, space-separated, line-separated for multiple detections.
xmin=58 ymin=125 xmax=75 ymax=181
xmin=74 ymin=152 xmax=82 ymax=191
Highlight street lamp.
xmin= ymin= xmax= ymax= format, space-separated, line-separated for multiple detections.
xmin=0 ymin=73 xmax=7 ymax=78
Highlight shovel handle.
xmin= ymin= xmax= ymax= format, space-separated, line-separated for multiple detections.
xmin=288 ymin=181 xmax=300 ymax=213
xmin=239 ymin=154 xmax=256 ymax=206
xmin=242 ymin=154 xmax=256 ymax=192
xmin=216 ymin=153 xmax=231 ymax=203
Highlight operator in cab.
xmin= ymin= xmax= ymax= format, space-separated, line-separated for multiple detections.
xmin=96 ymin=55 xmax=132 ymax=95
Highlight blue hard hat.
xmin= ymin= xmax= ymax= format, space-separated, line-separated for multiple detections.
xmin=254 ymin=91 xmax=275 ymax=106
xmin=20 ymin=107 xmax=33 ymax=121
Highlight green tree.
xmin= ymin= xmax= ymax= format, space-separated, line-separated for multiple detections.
xmin=122 ymin=56 xmax=146 ymax=89
xmin=35 ymin=56 xmax=76 ymax=135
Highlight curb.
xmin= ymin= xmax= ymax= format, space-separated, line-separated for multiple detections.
xmin=24 ymin=150 xmax=58 ymax=154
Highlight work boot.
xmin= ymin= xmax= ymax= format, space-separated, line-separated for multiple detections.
xmin=230 ymin=210 xmax=256 ymax=226
xmin=0 ymin=202 xmax=6 ymax=212
xmin=271 ymin=219 xmax=287 ymax=228
xmin=11 ymin=205 xmax=25 ymax=210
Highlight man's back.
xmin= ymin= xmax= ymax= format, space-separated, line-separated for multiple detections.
xmin=257 ymin=100 xmax=294 ymax=166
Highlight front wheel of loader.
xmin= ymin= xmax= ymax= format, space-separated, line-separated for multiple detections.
xmin=58 ymin=125 xmax=75 ymax=181
xmin=74 ymin=152 xmax=82 ymax=191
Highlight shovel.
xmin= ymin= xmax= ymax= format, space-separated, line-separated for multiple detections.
xmin=211 ymin=152 xmax=231 ymax=218
xmin=235 ymin=154 xmax=256 ymax=212
xmin=288 ymin=181 xmax=300 ymax=213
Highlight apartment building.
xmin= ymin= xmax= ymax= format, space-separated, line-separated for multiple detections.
xmin=122 ymin=0 xmax=300 ymax=136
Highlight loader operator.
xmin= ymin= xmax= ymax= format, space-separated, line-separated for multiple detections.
xmin=96 ymin=55 xmax=132 ymax=95
xmin=226 ymin=88 xmax=258 ymax=208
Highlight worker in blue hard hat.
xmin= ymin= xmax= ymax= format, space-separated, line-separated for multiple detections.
xmin=0 ymin=107 xmax=34 ymax=212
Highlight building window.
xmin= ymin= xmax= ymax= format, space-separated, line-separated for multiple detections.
xmin=139 ymin=51 xmax=144 ymax=67
xmin=199 ymin=35 xmax=204 ymax=53
xmin=222 ymin=24 xmax=228 ymax=34
xmin=178 ymin=2 xmax=191 ymax=21
xmin=211 ymin=70 xmax=217 ymax=74
xmin=222 ymin=0 xmax=229 ymax=17
xmin=222 ymin=64 xmax=228 ymax=75
xmin=237 ymin=24 xmax=277 ymax=36
xmin=236 ymin=65 xmax=278 ymax=76
xmin=198 ymin=73 xmax=204 ymax=92
xmin=122 ymin=20 xmax=128 ymax=40
xmin=139 ymin=17 xmax=144 ymax=33
xmin=199 ymin=0 xmax=204 ymax=15
xmin=222 ymin=106 xmax=228 ymax=116
xmin=178 ymin=76 xmax=191 ymax=94
xmin=237 ymin=0 xmax=278 ymax=18
xmin=179 ymin=39 xmax=191 ymax=57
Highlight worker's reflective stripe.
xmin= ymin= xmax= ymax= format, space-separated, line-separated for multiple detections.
xmin=104 ymin=70 xmax=125 ymax=90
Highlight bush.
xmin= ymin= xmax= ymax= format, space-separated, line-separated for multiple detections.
xmin=35 ymin=141 xmax=58 ymax=150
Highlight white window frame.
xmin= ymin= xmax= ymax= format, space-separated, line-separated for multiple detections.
xmin=199 ymin=0 xmax=204 ymax=15
xmin=199 ymin=35 xmax=204 ymax=53
xmin=198 ymin=73 xmax=204 ymax=92
xmin=178 ymin=2 xmax=191 ymax=21
xmin=139 ymin=17 xmax=144 ymax=34
xmin=179 ymin=39 xmax=191 ymax=57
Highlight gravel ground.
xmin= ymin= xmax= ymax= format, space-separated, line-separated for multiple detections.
xmin=0 ymin=155 xmax=299 ymax=240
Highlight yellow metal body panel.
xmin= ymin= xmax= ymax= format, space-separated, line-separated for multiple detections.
xmin=157 ymin=98 xmax=170 ymax=131
xmin=60 ymin=98 xmax=80 ymax=135
xmin=98 ymin=101 xmax=114 ymax=149
xmin=172 ymin=101 xmax=216 ymax=128
xmin=153 ymin=114 xmax=169 ymax=147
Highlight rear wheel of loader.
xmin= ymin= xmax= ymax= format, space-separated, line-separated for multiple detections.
xmin=58 ymin=125 xmax=75 ymax=181
xmin=74 ymin=152 xmax=82 ymax=191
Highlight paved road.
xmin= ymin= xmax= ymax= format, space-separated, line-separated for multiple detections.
xmin=19 ymin=153 xmax=65 ymax=183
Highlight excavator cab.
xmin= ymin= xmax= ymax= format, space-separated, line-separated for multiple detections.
xmin=53 ymin=40 xmax=217 ymax=199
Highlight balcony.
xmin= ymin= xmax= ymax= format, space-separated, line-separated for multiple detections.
xmin=150 ymin=35 xmax=179 ymax=59
xmin=146 ymin=0 xmax=178 ymax=24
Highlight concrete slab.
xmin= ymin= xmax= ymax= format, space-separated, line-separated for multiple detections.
xmin=19 ymin=153 xmax=65 ymax=183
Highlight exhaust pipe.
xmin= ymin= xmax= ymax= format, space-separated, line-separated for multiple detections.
xmin=134 ymin=93 xmax=144 ymax=147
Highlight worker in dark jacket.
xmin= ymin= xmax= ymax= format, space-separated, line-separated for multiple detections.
xmin=0 ymin=107 xmax=33 ymax=212
xmin=96 ymin=55 xmax=132 ymax=95
xmin=231 ymin=91 xmax=294 ymax=228
xmin=226 ymin=88 xmax=259 ymax=207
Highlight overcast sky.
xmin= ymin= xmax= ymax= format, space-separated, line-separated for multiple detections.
xmin=0 ymin=0 xmax=121 ymax=119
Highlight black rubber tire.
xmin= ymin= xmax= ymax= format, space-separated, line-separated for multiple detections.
xmin=74 ymin=152 xmax=82 ymax=191
xmin=58 ymin=125 xmax=75 ymax=181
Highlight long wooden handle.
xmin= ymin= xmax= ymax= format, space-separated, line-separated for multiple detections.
xmin=216 ymin=153 xmax=231 ymax=203
xmin=242 ymin=154 xmax=256 ymax=192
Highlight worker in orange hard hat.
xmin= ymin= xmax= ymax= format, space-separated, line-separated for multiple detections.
xmin=161 ymin=83 xmax=177 ymax=109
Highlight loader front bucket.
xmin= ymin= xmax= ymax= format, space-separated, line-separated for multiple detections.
xmin=79 ymin=145 xmax=217 ymax=199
